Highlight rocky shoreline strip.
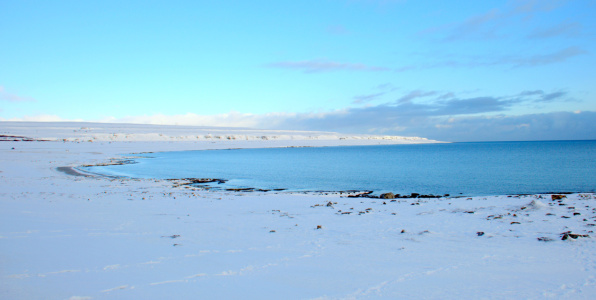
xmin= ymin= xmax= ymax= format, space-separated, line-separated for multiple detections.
xmin=347 ymin=191 xmax=449 ymax=199
xmin=58 ymin=167 xmax=593 ymax=199
xmin=0 ymin=134 xmax=50 ymax=142
xmin=56 ymin=166 xmax=92 ymax=177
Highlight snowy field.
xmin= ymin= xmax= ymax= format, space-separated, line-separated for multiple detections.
xmin=1 ymin=122 xmax=595 ymax=299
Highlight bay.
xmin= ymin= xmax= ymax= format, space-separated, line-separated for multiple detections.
xmin=83 ymin=140 xmax=596 ymax=196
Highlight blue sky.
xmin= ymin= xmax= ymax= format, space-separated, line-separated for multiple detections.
xmin=1 ymin=0 xmax=595 ymax=141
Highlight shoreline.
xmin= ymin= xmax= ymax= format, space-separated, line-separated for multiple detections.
xmin=59 ymin=163 xmax=596 ymax=199
xmin=74 ymin=142 xmax=595 ymax=198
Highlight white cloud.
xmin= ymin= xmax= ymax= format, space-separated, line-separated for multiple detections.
xmin=266 ymin=59 xmax=390 ymax=73
xmin=352 ymin=92 xmax=386 ymax=104
xmin=395 ymin=46 xmax=586 ymax=71
xmin=1 ymin=115 xmax=72 ymax=122
xmin=396 ymin=90 xmax=438 ymax=103
xmin=419 ymin=0 xmax=571 ymax=41
xmin=507 ymin=47 xmax=587 ymax=67
xmin=102 ymin=111 xmax=300 ymax=129
xmin=0 ymin=86 xmax=35 ymax=102
xmin=527 ymin=21 xmax=582 ymax=39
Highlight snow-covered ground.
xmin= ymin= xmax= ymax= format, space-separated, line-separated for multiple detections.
xmin=1 ymin=122 xmax=595 ymax=299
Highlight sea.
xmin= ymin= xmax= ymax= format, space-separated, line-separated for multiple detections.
xmin=82 ymin=140 xmax=596 ymax=196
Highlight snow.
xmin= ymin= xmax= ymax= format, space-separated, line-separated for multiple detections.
xmin=1 ymin=122 xmax=595 ymax=299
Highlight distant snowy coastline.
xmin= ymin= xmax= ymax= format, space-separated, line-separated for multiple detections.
xmin=0 ymin=121 xmax=442 ymax=144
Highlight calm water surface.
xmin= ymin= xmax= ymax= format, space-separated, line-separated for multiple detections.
xmin=83 ymin=141 xmax=596 ymax=196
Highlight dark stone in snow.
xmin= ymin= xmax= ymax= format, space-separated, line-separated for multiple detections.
xmin=561 ymin=231 xmax=590 ymax=240
xmin=380 ymin=193 xmax=395 ymax=199
xmin=537 ymin=237 xmax=554 ymax=242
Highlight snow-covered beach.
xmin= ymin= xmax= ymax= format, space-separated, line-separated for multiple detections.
xmin=2 ymin=122 xmax=596 ymax=299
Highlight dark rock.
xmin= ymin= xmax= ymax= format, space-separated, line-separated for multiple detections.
xmin=476 ymin=232 xmax=485 ymax=236
xmin=0 ymin=135 xmax=42 ymax=142
xmin=187 ymin=178 xmax=227 ymax=184
xmin=380 ymin=192 xmax=395 ymax=199
xmin=552 ymin=194 xmax=567 ymax=200
xmin=347 ymin=191 xmax=374 ymax=198
xmin=561 ymin=231 xmax=589 ymax=240
xmin=537 ymin=237 xmax=554 ymax=242
xmin=226 ymin=188 xmax=254 ymax=192
xmin=419 ymin=194 xmax=441 ymax=198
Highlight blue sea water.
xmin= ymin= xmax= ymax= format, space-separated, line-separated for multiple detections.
xmin=83 ymin=141 xmax=596 ymax=196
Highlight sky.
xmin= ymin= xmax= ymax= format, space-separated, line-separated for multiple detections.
xmin=1 ymin=0 xmax=595 ymax=142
